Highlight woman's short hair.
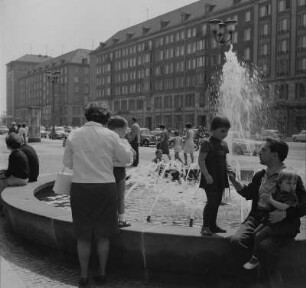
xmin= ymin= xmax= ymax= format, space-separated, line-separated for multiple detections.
xmin=185 ymin=123 xmax=192 ymax=129
xmin=266 ymin=137 xmax=288 ymax=162
xmin=159 ymin=124 xmax=165 ymax=129
xmin=174 ymin=130 xmax=179 ymax=136
xmin=84 ymin=102 xmax=110 ymax=125
xmin=210 ymin=116 xmax=231 ymax=131
xmin=5 ymin=133 xmax=23 ymax=149
xmin=277 ymin=169 xmax=298 ymax=184
xmin=108 ymin=116 xmax=127 ymax=130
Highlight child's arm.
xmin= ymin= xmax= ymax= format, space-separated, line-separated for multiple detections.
xmin=269 ymin=196 xmax=289 ymax=211
xmin=198 ymin=151 xmax=213 ymax=184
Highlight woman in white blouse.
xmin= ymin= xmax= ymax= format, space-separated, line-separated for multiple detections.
xmin=63 ymin=103 xmax=133 ymax=287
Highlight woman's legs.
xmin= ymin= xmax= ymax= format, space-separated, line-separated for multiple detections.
xmin=174 ymin=152 xmax=183 ymax=163
xmin=190 ymin=152 xmax=194 ymax=163
xmin=117 ymin=179 xmax=125 ymax=217
xmin=184 ymin=153 xmax=188 ymax=165
xmin=97 ymin=237 xmax=110 ymax=276
xmin=77 ymin=239 xmax=92 ymax=278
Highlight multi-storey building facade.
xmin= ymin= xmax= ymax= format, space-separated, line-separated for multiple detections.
xmin=6 ymin=55 xmax=52 ymax=123
xmin=90 ymin=0 xmax=306 ymax=134
xmin=17 ymin=49 xmax=91 ymax=127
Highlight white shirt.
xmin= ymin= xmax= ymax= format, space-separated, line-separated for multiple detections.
xmin=63 ymin=121 xmax=132 ymax=183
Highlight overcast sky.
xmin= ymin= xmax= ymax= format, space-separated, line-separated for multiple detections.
xmin=0 ymin=0 xmax=196 ymax=115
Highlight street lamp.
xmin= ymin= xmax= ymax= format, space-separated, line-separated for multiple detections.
xmin=208 ymin=18 xmax=237 ymax=45
xmin=46 ymin=71 xmax=60 ymax=139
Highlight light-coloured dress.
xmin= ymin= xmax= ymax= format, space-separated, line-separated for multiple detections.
xmin=173 ymin=136 xmax=182 ymax=153
xmin=183 ymin=129 xmax=194 ymax=153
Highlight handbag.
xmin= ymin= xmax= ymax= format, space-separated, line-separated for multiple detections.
xmin=53 ymin=167 xmax=72 ymax=196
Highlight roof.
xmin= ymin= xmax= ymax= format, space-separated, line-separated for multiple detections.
xmin=34 ymin=48 xmax=92 ymax=69
xmin=93 ymin=0 xmax=251 ymax=52
xmin=7 ymin=54 xmax=52 ymax=66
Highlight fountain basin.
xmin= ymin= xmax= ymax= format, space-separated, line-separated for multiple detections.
xmin=1 ymin=175 xmax=306 ymax=279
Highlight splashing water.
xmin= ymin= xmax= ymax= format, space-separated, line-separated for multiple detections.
xmin=217 ymin=45 xmax=267 ymax=138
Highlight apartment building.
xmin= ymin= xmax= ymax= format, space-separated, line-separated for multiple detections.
xmin=90 ymin=0 xmax=306 ymax=134
xmin=6 ymin=54 xmax=52 ymax=123
xmin=17 ymin=49 xmax=91 ymax=127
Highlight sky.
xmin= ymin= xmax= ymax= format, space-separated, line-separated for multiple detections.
xmin=0 ymin=0 xmax=196 ymax=115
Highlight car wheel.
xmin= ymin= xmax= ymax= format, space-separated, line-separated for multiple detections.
xmin=292 ymin=137 xmax=297 ymax=142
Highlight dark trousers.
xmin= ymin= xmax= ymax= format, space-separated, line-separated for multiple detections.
xmin=229 ymin=215 xmax=294 ymax=287
xmin=130 ymin=140 xmax=139 ymax=167
xmin=203 ymin=188 xmax=223 ymax=228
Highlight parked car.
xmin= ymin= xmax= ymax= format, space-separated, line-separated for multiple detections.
xmin=140 ymin=128 xmax=156 ymax=147
xmin=232 ymin=139 xmax=263 ymax=156
xmin=260 ymin=129 xmax=283 ymax=140
xmin=0 ymin=125 xmax=8 ymax=135
xmin=49 ymin=126 xmax=67 ymax=139
xmin=292 ymin=130 xmax=306 ymax=142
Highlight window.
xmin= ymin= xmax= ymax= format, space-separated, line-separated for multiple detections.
xmin=278 ymin=84 xmax=288 ymax=100
xmin=277 ymin=59 xmax=289 ymax=76
xmin=278 ymin=18 xmax=289 ymax=33
xmin=278 ymin=39 xmax=289 ymax=54
xmin=232 ymin=31 xmax=238 ymax=44
xmin=211 ymin=37 xmax=218 ymax=49
xmin=244 ymin=28 xmax=251 ymax=41
xmin=260 ymin=23 xmax=270 ymax=38
xmin=298 ymin=35 xmax=306 ymax=51
xmin=197 ymin=39 xmax=206 ymax=50
xmin=174 ymin=94 xmax=184 ymax=108
xmin=245 ymin=11 xmax=251 ymax=22
xmin=278 ymin=0 xmax=290 ymax=12
xmin=244 ymin=47 xmax=251 ymax=60
xmin=201 ymin=24 xmax=207 ymax=36
xmin=295 ymin=83 xmax=306 ymax=99
xmin=154 ymin=97 xmax=162 ymax=109
xmin=298 ymin=0 xmax=306 ymax=6
xmin=185 ymin=93 xmax=195 ymax=107
xmin=260 ymin=4 xmax=271 ymax=17
xmin=164 ymin=96 xmax=172 ymax=108
xmin=297 ymin=57 xmax=306 ymax=73
xmin=260 ymin=43 xmax=269 ymax=56
xmin=136 ymin=99 xmax=143 ymax=110
xmin=299 ymin=13 xmax=306 ymax=29
xmin=121 ymin=100 xmax=127 ymax=111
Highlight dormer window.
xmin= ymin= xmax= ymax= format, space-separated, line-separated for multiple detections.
xmin=126 ymin=33 xmax=134 ymax=40
xmin=205 ymin=4 xmax=215 ymax=13
xmin=112 ymin=38 xmax=119 ymax=44
xmin=99 ymin=42 xmax=106 ymax=48
xmin=160 ymin=20 xmax=170 ymax=29
xmin=142 ymin=26 xmax=151 ymax=34
xmin=181 ymin=12 xmax=190 ymax=22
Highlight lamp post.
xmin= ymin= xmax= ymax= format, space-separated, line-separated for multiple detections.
xmin=208 ymin=18 xmax=237 ymax=45
xmin=46 ymin=71 xmax=60 ymax=139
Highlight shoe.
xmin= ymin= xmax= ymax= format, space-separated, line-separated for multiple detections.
xmin=78 ymin=277 xmax=89 ymax=288
xmin=93 ymin=274 xmax=107 ymax=285
xmin=243 ymin=256 xmax=259 ymax=270
xmin=210 ymin=226 xmax=227 ymax=233
xmin=200 ymin=227 xmax=212 ymax=236
xmin=119 ymin=220 xmax=131 ymax=228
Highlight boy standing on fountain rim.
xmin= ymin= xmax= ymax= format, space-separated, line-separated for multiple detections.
xmin=108 ymin=116 xmax=135 ymax=228
xmin=198 ymin=116 xmax=231 ymax=236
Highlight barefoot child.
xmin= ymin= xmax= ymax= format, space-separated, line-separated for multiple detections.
xmin=108 ymin=116 xmax=135 ymax=228
xmin=170 ymin=131 xmax=183 ymax=163
xmin=198 ymin=116 xmax=231 ymax=236
xmin=243 ymin=169 xmax=298 ymax=269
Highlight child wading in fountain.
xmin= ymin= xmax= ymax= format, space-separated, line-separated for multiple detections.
xmin=152 ymin=149 xmax=163 ymax=164
xmin=242 ymin=169 xmax=298 ymax=270
xmin=108 ymin=116 xmax=135 ymax=228
xmin=198 ymin=116 xmax=231 ymax=236
xmin=170 ymin=131 xmax=183 ymax=163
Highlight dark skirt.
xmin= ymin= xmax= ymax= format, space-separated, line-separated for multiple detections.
xmin=70 ymin=182 xmax=119 ymax=240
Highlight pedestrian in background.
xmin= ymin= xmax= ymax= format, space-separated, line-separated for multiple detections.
xmin=128 ymin=117 xmax=140 ymax=167
xmin=63 ymin=103 xmax=133 ymax=287
xmin=18 ymin=123 xmax=27 ymax=144
xmin=183 ymin=123 xmax=195 ymax=166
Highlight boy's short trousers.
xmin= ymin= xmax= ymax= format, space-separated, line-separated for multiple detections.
xmin=113 ymin=167 xmax=126 ymax=183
